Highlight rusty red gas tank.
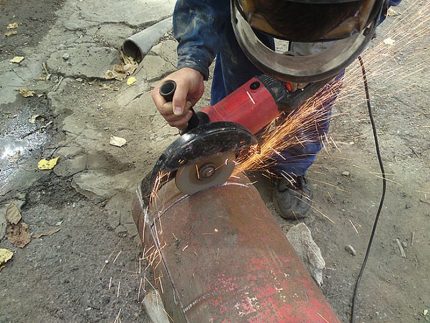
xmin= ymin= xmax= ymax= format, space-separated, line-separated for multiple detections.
xmin=132 ymin=174 xmax=340 ymax=322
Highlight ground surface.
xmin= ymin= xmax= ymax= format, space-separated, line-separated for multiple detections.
xmin=0 ymin=0 xmax=429 ymax=322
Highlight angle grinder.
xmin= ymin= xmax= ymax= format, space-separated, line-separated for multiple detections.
xmin=142 ymin=75 xmax=330 ymax=203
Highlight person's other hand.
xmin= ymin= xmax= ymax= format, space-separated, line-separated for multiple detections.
xmin=151 ymin=67 xmax=204 ymax=130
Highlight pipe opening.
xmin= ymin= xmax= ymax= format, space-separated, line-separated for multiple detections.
xmin=122 ymin=40 xmax=143 ymax=62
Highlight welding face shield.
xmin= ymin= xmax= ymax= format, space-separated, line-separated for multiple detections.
xmin=231 ymin=0 xmax=385 ymax=82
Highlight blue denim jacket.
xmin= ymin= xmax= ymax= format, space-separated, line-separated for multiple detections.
xmin=173 ymin=0 xmax=400 ymax=80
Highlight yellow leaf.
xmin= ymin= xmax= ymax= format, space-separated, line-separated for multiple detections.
xmin=0 ymin=248 xmax=13 ymax=269
xmin=127 ymin=76 xmax=137 ymax=86
xmin=19 ymin=88 xmax=35 ymax=98
xmin=10 ymin=56 xmax=25 ymax=64
xmin=7 ymin=22 xmax=18 ymax=29
xmin=38 ymin=157 xmax=59 ymax=170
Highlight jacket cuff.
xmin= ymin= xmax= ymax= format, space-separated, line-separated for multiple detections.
xmin=177 ymin=58 xmax=209 ymax=81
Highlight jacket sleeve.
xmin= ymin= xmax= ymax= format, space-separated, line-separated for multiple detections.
xmin=173 ymin=0 xmax=230 ymax=80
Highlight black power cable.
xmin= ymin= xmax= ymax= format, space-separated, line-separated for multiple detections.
xmin=350 ymin=56 xmax=387 ymax=323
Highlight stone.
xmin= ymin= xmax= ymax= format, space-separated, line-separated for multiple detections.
xmin=345 ymin=245 xmax=357 ymax=256
xmin=62 ymin=53 xmax=70 ymax=61
xmin=286 ymin=223 xmax=326 ymax=287
xmin=115 ymin=225 xmax=128 ymax=237
xmin=123 ymin=222 xmax=138 ymax=238
xmin=137 ymin=55 xmax=175 ymax=81
xmin=54 ymin=155 xmax=87 ymax=177
xmin=46 ymin=44 xmax=120 ymax=79
xmin=342 ymin=171 xmax=350 ymax=177
xmin=143 ymin=290 xmax=170 ymax=323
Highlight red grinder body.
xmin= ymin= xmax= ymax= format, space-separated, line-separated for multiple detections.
xmin=201 ymin=77 xmax=281 ymax=134
xmin=198 ymin=75 xmax=328 ymax=135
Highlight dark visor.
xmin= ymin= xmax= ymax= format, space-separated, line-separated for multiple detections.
xmin=237 ymin=0 xmax=372 ymax=42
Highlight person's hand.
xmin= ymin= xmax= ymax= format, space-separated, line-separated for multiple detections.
xmin=151 ymin=67 xmax=204 ymax=130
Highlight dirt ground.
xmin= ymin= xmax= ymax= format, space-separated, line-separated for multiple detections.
xmin=0 ymin=0 xmax=429 ymax=322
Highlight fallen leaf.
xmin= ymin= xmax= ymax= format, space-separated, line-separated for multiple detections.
xmin=38 ymin=157 xmax=60 ymax=170
xmin=383 ymin=38 xmax=395 ymax=46
xmin=5 ymin=30 xmax=17 ymax=37
xmin=7 ymin=22 xmax=18 ymax=29
xmin=5 ymin=203 xmax=22 ymax=225
xmin=19 ymin=88 xmax=35 ymax=98
xmin=0 ymin=248 xmax=13 ymax=270
xmin=126 ymin=76 xmax=137 ymax=86
xmin=10 ymin=56 xmax=25 ymax=64
xmin=7 ymin=222 xmax=31 ymax=248
xmin=29 ymin=114 xmax=41 ymax=124
xmin=110 ymin=136 xmax=127 ymax=147
xmin=33 ymin=227 xmax=61 ymax=239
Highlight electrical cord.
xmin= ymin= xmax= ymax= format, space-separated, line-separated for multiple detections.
xmin=350 ymin=56 xmax=387 ymax=323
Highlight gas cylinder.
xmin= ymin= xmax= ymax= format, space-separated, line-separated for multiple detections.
xmin=132 ymin=174 xmax=340 ymax=322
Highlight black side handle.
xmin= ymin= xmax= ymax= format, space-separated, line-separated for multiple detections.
xmin=159 ymin=80 xmax=200 ymax=133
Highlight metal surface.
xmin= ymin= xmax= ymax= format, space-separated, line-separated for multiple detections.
xmin=175 ymin=152 xmax=235 ymax=195
xmin=133 ymin=174 xmax=341 ymax=322
xmin=231 ymin=1 xmax=378 ymax=82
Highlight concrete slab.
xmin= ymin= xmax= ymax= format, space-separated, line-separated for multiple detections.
xmin=112 ymin=91 xmax=158 ymax=118
xmin=46 ymin=44 xmax=120 ymax=79
xmin=116 ymin=81 xmax=149 ymax=107
xmin=104 ymin=192 xmax=133 ymax=230
xmin=90 ymin=24 xmax=135 ymax=49
xmin=71 ymin=170 xmax=136 ymax=201
xmin=56 ymin=145 xmax=84 ymax=158
xmin=53 ymin=155 xmax=87 ymax=177
xmin=76 ymin=0 xmax=175 ymax=26
xmin=151 ymin=39 xmax=178 ymax=66
xmin=0 ymin=58 xmax=42 ymax=105
xmin=136 ymin=55 xmax=175 ymax=81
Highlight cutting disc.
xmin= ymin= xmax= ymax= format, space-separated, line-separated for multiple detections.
xmin=175 ymin=152 xmax=236 ymax=195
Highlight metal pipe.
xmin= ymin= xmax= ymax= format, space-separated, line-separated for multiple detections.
xmin=122 ymin=17 xmax=172 ymax=62
xmin=133 ymin=174 xmax=340 ymax=322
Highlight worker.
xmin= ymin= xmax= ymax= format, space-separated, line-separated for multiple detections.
xmin=151 ymin=0 xmax=398 ymax=219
